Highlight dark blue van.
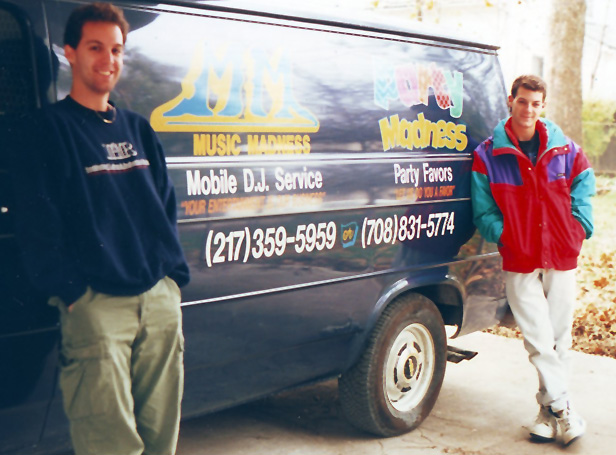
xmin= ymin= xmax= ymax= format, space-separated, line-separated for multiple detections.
xmin=0 ymin=1 xmax=509 ymax=453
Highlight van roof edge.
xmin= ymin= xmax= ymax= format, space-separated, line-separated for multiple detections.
xmin=132 ymin=0 xmax=500 ymax=52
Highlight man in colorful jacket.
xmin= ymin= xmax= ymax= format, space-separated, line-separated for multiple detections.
xmin=471 ymin=75 xmax=595 ymax=446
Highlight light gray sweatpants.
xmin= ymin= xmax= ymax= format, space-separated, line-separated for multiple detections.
xmin=505 ymin=269 xmax=577 ymax=412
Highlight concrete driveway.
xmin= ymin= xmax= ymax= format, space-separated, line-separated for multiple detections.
xmin=176 ymin=332 xmax=615 ymax=455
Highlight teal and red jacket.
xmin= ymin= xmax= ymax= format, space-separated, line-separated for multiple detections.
xmin=471 ymin=117 xmax=595 ymax=273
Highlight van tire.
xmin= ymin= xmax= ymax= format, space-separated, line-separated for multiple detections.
xmin=338 ymin=293 xmax=446 ymax=437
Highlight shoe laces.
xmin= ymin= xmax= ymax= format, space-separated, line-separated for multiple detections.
xmin=555 ymin=409 xmax=579 ymax=433
xmin=562 ymin=417 xmax=573 ymax=432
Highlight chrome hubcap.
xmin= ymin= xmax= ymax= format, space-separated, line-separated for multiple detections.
xmin=385 ymin=323 xmax=435 ymax=412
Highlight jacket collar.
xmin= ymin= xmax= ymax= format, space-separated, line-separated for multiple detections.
xmin=492 ymin=117 xmax=568 ymax=158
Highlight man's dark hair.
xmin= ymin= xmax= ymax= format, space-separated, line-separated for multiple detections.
xmin=511 ymin=75 xmax=547 ymax=102
xmin=64 ymin=2 xmax=129 ymax=49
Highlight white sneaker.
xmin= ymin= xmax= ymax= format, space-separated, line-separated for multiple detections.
xmin=528 ymin=405 xmax=557 ymax=442
xmin=553 ymin=405 xmax=586 ymax=446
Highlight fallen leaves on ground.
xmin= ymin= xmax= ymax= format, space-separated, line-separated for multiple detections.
xmin=571 ymin=247 xmax=616 ymax=358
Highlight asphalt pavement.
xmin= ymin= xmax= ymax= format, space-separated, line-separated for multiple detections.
xmin=176 ymin=332 xmax=616 ymax=455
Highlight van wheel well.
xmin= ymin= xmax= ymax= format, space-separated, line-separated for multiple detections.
xmin=410 ymin=284 xmax=463 ymax=328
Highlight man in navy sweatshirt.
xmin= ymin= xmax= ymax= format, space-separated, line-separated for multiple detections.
xmin=8 ymin=3 xmax=189 ymax=455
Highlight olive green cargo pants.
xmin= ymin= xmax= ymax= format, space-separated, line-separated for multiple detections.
xmin=50 ymin=277 xmax=184 ymax=455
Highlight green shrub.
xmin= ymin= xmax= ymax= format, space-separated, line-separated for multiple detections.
xmin=582 ymin=100 xmax=616 ymax=159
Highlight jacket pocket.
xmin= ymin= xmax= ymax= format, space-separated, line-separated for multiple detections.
xmin=495 ymin=184 xmax=536 ymax=263
xmin=559 ymin=216 xmax=586 ymax=257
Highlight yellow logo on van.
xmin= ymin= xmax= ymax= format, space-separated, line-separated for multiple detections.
xmin=150 ymin=43 xmax=319 ymax=133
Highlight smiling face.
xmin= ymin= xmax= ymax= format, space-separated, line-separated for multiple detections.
xmin=64 ymin=21 xmax=124 ymax=111
xmin=508 ymin=87 xmax=545 ymax=141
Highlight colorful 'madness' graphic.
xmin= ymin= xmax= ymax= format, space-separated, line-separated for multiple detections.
xmin=151 ymin=43 xmax=319 ymax=156
xmin=374 ymin=61 xmax=467 ymax=153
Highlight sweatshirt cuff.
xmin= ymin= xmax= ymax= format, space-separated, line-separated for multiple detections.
xmin=58 ymin=282 xmax=88 ymax=306
xmin=168 ymin=263 xmax=190 ymax=288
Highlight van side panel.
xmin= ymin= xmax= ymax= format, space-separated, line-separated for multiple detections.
xmin=36 ymin=3 xmax=505 ymax=413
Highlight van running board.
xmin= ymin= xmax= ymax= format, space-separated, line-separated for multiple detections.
xmin=446 ymin=345 xmax=478 ymax=363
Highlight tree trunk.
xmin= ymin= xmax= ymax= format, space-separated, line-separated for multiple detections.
xmin=547 ymin=0 xmax=586 ymax=145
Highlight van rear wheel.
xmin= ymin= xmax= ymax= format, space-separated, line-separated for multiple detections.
xmin=339 ymin=293 xmax=446 ymax=436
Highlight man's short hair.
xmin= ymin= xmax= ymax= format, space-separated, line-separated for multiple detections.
xmin=64 ymin=2 xmax=129 ymax=49
xmin=511 ymin=75 xmax=547 ymax=102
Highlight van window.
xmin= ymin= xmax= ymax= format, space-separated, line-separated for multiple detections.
xmin=0 ymin=5 xmax=37 ymax=116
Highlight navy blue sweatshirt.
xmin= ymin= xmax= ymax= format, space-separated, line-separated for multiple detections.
xmin=8 ymin=96 xmax=189 ymax=304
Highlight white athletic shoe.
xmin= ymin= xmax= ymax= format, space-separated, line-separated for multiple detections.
xmin=553 ymin=405 xmax=586 ymax=446
xmin=528 ymin=405 xmax=557 ymax=442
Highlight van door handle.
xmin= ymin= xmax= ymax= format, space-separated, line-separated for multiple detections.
xmin=1 ymin=207 xmax=8 ymax=214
